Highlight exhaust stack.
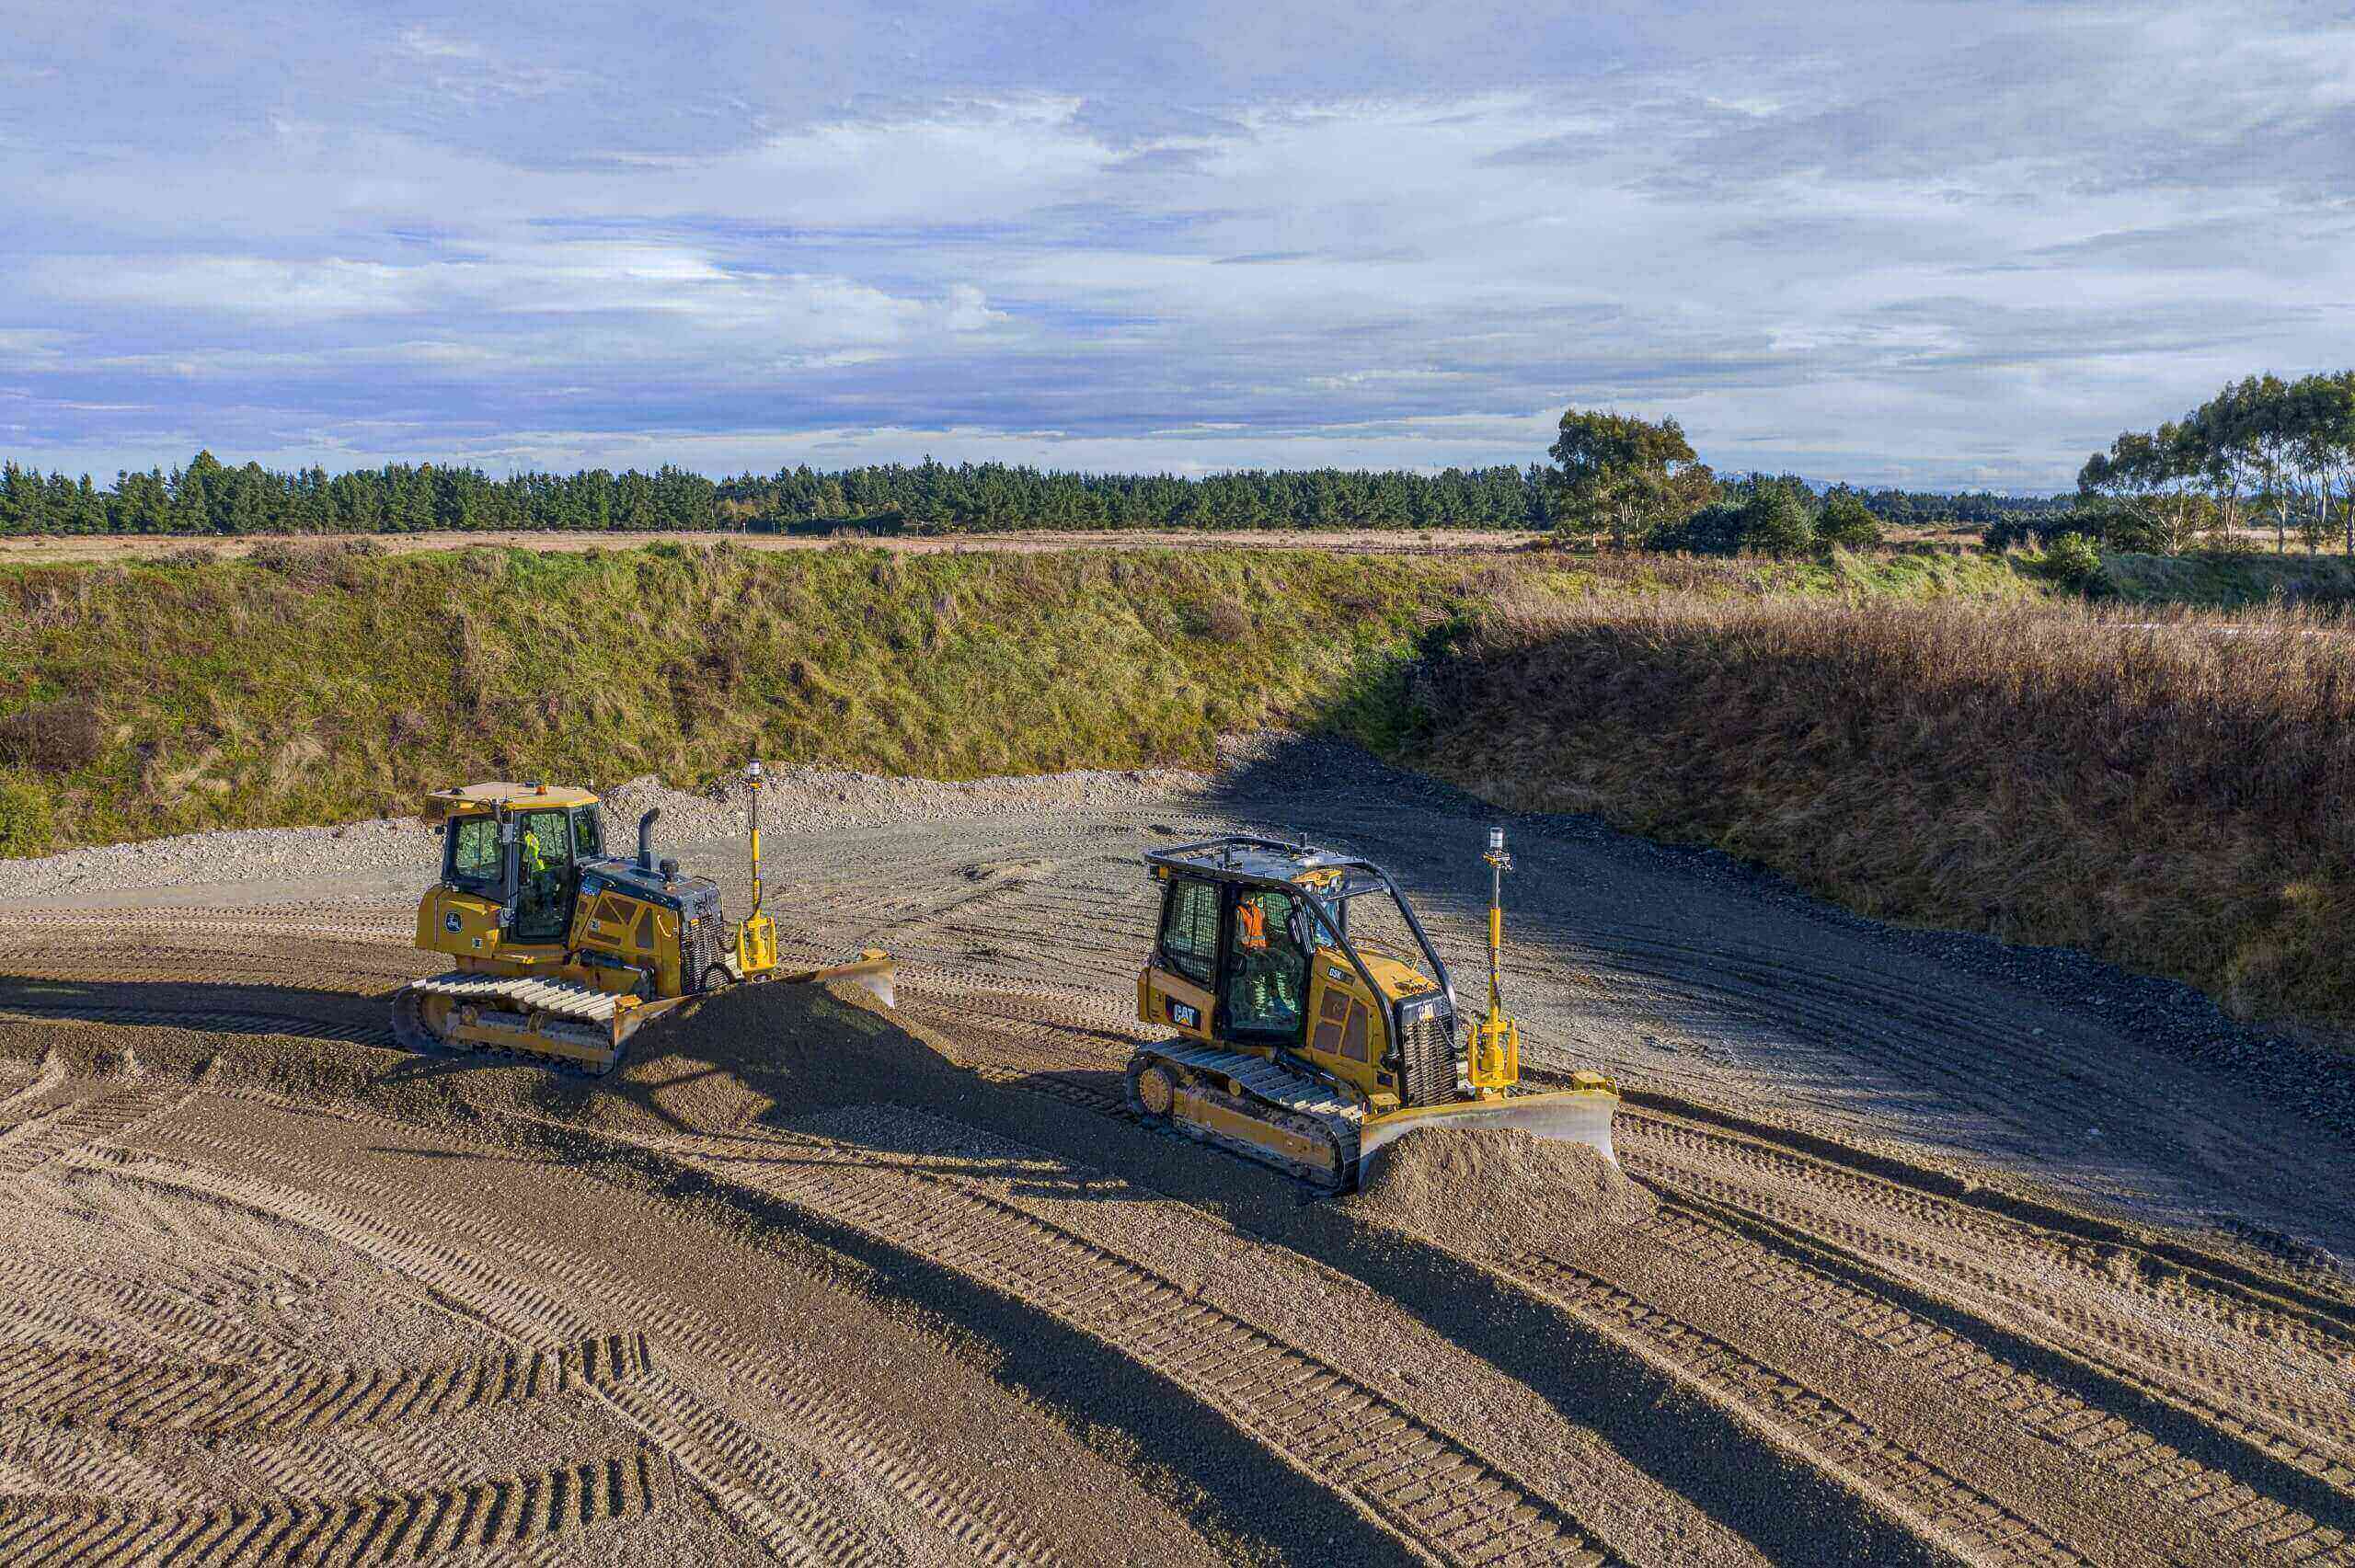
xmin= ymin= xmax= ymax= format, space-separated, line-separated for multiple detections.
xmin=638 ymin=808 xmax=660 ymax=872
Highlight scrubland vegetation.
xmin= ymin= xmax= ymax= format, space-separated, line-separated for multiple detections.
xmin=1408 ymin=585 xmax=2355 ymax=1028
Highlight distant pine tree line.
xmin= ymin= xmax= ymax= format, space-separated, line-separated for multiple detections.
xmin=0 ymin=447 xmax=2067 ymax=540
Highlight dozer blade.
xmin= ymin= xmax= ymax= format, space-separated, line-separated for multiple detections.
xmin=774 ymin=947 xmax=894 ymax=1008
xmin=1355 ymin=1086 xmax=1618 ymax=1181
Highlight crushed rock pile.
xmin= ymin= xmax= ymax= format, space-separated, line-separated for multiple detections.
xmin=1343 ymin=1127 xmax=1655 ymax=1259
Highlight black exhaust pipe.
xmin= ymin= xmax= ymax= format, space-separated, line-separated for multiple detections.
xmin=638 ymin=807 xmax=660 ymax=871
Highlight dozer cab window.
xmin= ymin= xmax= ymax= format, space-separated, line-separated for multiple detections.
xmin=571 ymin=806 xmax=603 ymax=862
xmin=448 ymin=816 xmax=502 ymax=894
xmin=511 ymin=807 xmax=575 ymax=944
xmin=1158 ymin=876 xmax=1220 ymax=985
xmin=1225 ymin=887 xmax=1308 ymax=1042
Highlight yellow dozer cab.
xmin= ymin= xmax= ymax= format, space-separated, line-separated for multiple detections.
xmin=394 ymin=763 xmax=891 ymax=1073
xmin=1129 ymin=829 xmax=1616 ymax=1190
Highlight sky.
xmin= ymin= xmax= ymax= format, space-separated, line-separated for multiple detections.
xmin=1 ymin=1 xmax=2350 ymax=493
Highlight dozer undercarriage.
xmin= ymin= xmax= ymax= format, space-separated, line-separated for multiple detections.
xmin=395 ymin=764 xmax=891 ymax=1074
xmin=1130 ymin=830 xmax=1616 ymax=1190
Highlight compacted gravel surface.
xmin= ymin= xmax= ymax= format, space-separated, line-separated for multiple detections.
xmin=0 ymin=736 xmax=2350 ymax=1566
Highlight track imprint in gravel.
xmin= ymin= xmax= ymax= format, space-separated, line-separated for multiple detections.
xmin=666 ymin=1120 xmax=1615 ymax=1567
xmin=98 ymin=1124 xmax=1065 ymax=1567
xmin=0 ymin=1450 xmax=669 ymax=1564
xmin=0 ymin=1332 xmax=652 ymax=1438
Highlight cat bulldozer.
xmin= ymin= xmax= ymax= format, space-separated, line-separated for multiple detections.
xmin=392 ymin=762 xmax=891 ymax=1073
xmin=1129 ymin=829 xmax=1616 ymax=1189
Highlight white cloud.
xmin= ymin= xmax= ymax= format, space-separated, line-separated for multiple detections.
xmin=5 ymin=2 xmax=2352 ymax=489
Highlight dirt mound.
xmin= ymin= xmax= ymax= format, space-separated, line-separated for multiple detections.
xmin=1344 ymin=1126 xmax=1655 ymax=1260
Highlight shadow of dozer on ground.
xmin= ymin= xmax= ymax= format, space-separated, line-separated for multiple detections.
xmin=0 ymin=973 xmax=387 ymax=1040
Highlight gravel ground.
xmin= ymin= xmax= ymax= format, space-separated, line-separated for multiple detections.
xmin=7 ymin=762 xmax=1211 ymax=903
xmin=6 ymin=739 xmax=2355 ymax=1564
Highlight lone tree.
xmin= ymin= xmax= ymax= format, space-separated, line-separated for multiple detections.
xmin=1815 ymin=486 xmax=1884 ymax=550
xmin=1547 ymin=409 xmax=1717 ymax=546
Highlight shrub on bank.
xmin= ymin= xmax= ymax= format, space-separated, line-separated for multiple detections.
xmin=2040 ymin=533 xmax=2106 ymax=591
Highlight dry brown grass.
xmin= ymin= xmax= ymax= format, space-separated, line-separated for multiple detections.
xmin=1415 ymin=589 xmax=2355 ymax=1027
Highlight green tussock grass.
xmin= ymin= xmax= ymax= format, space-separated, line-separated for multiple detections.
xmin=0 ymin=541 xmax=1491 ymax=853
xmin=1529 ymin=544 xmax=2040 ymax=602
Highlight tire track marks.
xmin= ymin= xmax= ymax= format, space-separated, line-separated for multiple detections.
xmin=0 ymin=1083 xmax=187 ymax=1179
xmin=1497 ymin=1247 xmax=2085 ymax=1566
xmin=667 ymin=1126 xmax=1617 ymax=1568
xmin=959 ymin=1045 xmax=2355 ymax=1562
xmin=0 ymin=1450 xmax=667 ymax=1564
xmin=98 ymin=1127 xmax=1057 ymax=1567
xmin=1627 ymin=1139 xmax=2355 ymax=1473
xmin=1638 ymin=1203 xmax=2355 ymax=1564
xmin=0 ymin=1332 xmax=651 ymax=1438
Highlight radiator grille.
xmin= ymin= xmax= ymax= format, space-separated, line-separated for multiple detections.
xmin=1396 ymin=1008 xmax=1459 ymax=1108
xmin=684 ymin=910 xmax=726 ymax=992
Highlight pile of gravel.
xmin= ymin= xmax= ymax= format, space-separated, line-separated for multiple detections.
xmin=9 ymin=817 xmax=437 ymax=901
xmin=1340 ymin=1126 xmax=1656 ymax=1259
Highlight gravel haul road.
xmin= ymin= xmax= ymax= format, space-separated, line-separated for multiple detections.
xmin=0 ymin=736 xmax=2349 ymax=1566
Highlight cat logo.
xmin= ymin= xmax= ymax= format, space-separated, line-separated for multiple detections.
xmin=1170 ymin=1001 xmax=1199 ymax=1028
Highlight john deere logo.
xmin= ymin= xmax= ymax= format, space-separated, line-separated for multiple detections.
xmin=444 ymin=911 xmax=462 ymax=933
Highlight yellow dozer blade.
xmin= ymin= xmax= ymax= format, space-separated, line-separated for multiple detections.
xmin=776 ymin=948 xmax=895 ymax=1009
xmin=1356 ymin=1082 xmax=1618 ymax=1180
xmin=394 ymin=948 xmax=896 ymax=1076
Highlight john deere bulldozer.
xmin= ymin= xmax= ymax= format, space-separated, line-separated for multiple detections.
xmin=1129 ymin=829 xmax=1615 ymax=1189
xmin=393 ymin=762 xmax=890 ymax=1073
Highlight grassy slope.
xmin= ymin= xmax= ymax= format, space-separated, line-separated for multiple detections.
xmin=0 ymin=542 xmax=1499 ymax=853
xmin=1405 ymin=586 xmax=2355 ymax=1029
xmin=2099 ymin=550 xmax=2355 ymax=610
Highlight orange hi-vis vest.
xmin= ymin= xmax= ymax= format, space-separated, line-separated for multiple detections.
xmin=1237 ymin=900 xmax=1267 ymax=951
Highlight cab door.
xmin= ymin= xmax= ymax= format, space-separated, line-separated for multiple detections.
xmin=1139 ymin=874 xmax=1221 ymax=1041
xmin=1223 ymin=886 xmax=1309 ymax=1047
xmin=509 ymin=807 xmax=578 ymax=946
xmin=418 ymin=809 xmax=511 ymax=962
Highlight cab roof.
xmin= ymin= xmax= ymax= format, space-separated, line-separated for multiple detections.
xmin=1144 ymin=835 xmax=1390 ymax=896
xmin=425 ymin=781 xmax=601 ymax=820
